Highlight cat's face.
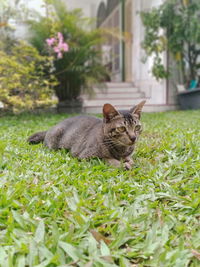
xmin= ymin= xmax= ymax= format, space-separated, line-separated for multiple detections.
xmin=103 ymin=101 xmax=145 ymax=146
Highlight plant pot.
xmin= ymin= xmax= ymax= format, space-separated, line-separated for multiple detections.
xmin=57 ymin=99 xmax=83 ymax=113
xmin=177 ymin=88 xmax=200 ymax=110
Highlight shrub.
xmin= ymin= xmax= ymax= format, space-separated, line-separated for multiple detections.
xmin=0 ymin=42 xmax=57 ymax=113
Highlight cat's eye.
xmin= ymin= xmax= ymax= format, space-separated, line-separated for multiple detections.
xmin=117 ymin=126 xmax=126 ymax=133
xmin=135 ymin=125 xmax=141 ymax=131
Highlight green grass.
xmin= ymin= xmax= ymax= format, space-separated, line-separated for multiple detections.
xmin=0 ymin=110 xmax=200 ymax=267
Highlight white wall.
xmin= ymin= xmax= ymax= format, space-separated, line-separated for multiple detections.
xmin=20 ymin=0 xmax=46 ymax=16
xmin=132 ymin=0 xmax=167 ymax=105
xmin=63 ymin=0 xmax=103 ymax=18
xmin=9 ymin=0 xmax=46 ymax=40
xmin=84 ymin=0 xmax=169 ymax=105
xmin=21 ymin=0 xmax=100 ymax=18
xmin=14 ymin=0 xmax=100 ymax=39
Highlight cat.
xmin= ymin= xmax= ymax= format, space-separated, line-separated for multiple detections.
xmin=28 ymin=100 xmax=146 ymax=169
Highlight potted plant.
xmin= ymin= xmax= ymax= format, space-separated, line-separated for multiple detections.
xmin=28 ymin=0 xmax=108 ymax=112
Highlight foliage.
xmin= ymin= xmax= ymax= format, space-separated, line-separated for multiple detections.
xmin=0 ymin=110 xmax=200 ymax=266
xmin=0 ymin=0 xmax=30 ymax=51
xmin=0 ymin=42 xmax=57 ymax=113
xmin=141 ymin=0 xmax=200 ymax=84
xmin=28 ymin=0 xmax=108 ymax=103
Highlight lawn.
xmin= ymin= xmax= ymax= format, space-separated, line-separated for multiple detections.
xmin=0 ymin=110 xmax=200 ymax=267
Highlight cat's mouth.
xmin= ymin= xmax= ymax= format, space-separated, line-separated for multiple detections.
xmin=114 ymin=139 xmax=135 ymax=147
xmin=127 ymin=141 xmax=136 ymax=146
xmin=125 ymin=138 xmax=138 ymax=146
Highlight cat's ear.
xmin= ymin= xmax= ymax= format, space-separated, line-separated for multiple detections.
xmin=103 ymin=103 xmax=120 ymax=122
xmin=130 ymin=100 xmax=146 ymax=118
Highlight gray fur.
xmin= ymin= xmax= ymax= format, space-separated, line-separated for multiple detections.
xmin=28 ymin=101 xmax=146 ymax=169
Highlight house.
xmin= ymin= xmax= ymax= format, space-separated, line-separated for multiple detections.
xmin=64 ymin=0 xmax=178 ymax=113
xmin=20 ymin=0 xmax=178 ymax=112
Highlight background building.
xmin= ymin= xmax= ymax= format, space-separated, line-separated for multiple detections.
xmin=63 ymin=0 xmax=177 ymax=112
xmin=22 ymin=0 xmax=178 ymax=112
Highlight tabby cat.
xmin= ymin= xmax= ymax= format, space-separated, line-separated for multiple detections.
xmin=28 ymin=100 xmax=146 ymax=169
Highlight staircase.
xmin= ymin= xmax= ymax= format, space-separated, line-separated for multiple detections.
xmin=81 ymin=82 xmax=146 ymax=113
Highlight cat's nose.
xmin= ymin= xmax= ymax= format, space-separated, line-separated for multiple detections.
xmin=130 ymin=135 xmax=136 ymax=142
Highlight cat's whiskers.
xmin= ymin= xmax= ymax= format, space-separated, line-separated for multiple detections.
xmin=104 ymin=139 xmax=127 ymax=148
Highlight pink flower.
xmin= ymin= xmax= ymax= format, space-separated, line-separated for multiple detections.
xmin=57 ymin=52 xmax=63 ymax=59
xmin=53 ymin=46 xmax=60 ymax=53
xmin=57 ymin=40 xmax=69 ymax=52
xmin=46 ymin=32 xmax=69 ymax=59
xmin=57 ymin=41 xmax=64 ymax=50
xmin=62 ymin=43 xmax=69 ymax=52
xmin=46 ymin=37 xmax=55 ymax=46
xmin=57 ymin=32 xmax=63 ymax=41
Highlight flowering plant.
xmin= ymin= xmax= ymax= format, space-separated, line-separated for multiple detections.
xmin=46 ymin=32 xmax=69 ymax=59
xmin=29 ymin=0 xmax=108 ymax=107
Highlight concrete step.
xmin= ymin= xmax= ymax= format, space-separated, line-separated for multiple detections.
xmin=82 ymin=91 xmax=142 ymax=100
xmin=82 ymin=82 xmax=147 ymax=113
xmin=105 ymin=82 xmax=134 ymax=88
xmin=83 ymin=98 xmax=146 ymax=107
xmin=92 ymin=87 xmax=140 ymax=94
xmin=83 ymin=105 xmax=141 ymax=114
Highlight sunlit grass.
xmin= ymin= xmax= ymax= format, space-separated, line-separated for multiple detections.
xmin=0 ymin=110 xmax=200 ymax=266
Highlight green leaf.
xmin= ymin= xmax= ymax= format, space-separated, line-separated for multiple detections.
xmin=16 ymin=255 xmax=25 ymax=267
xmin=28 ymin=239 xmax=38 ymax=266
xmin=34 ymin=259 xmax=51 ymax=267
xmin=0 ymin=247 xmax=8 ymax=266
xmin=38 ymin=245 xmax=53 ymax=260
xmin=58 ymin=241 xmax=82 ymax=261
xmin=34 ymin=220 xmax=45 ymax=243
xmin=12 ymin=210 xmax=25 ymax=228
xmin=100 ymin=241 xmax=110 ymax=256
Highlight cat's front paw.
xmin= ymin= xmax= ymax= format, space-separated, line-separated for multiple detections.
xmin=106 ymin=158 xmax=121 ymax=168
xmin=124 ymin=161 xmax=132 ymax=170
xmin=106 ymin=158 xmax=133 ymax=170
xmin=124 ymin=157 xmax=133 ymax=170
